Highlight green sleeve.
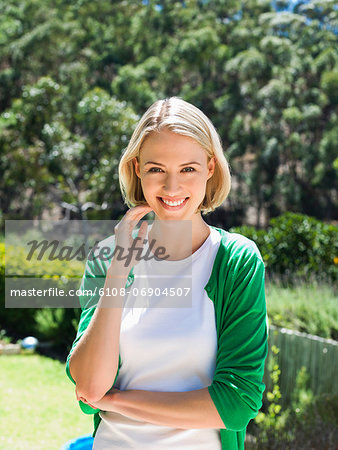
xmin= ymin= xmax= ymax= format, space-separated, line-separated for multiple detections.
xmin=65 ymin=231 xmax=137 ymax=415
xmin=65 ymin=250 xmax=106 ymax=414
xmin=208 ymin=244 xmax=268 ymax=431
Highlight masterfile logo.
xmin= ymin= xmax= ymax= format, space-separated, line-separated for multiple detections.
xmin=5 ymin=219 xmax=193 ymax=309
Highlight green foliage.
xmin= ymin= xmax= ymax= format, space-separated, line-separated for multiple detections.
xmin=0 ymin=0 xmax=337 ymax=226
xmin=255 ymin=345 xmax=290 ymax=435
xmin=291 ymin=366 xmax=314 ymax=420
xmin=33 ymin=308 xmax=82 ymax=351
xmin=0 ymin=71 xmax=139 ymax=219
xmin=5 ymin=243 xmax=84 ymax=277
xmin=320 ymin=70 xmax=338 ymax=105
xmin=0 ymin=328 xmax=12 ymax=344
xmin=111 ymin=62 xmax=164 ymax=110
xmin=230 ymin=212 xmax=338 ymax=285
xmin=248 ymin=345 xmax=338 ymax=449
xmin=0 ymin=242 xmax=83 ymax=348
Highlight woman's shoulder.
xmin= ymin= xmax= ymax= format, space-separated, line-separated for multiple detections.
xmin=210 ymin=226 xmax=264 ymax=263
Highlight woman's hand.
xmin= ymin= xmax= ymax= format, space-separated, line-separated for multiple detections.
xmin=111 ymin=204 xmax=153 ymax=273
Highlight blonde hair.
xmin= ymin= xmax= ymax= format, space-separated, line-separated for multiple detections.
xmin=118 ymin=96 xmax=231 ymax=215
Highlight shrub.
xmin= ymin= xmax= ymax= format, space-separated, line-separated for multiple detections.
xmin=1 ymin=242 xmax=83 ymax=351
xmin=252 ymin=345 xmax=290 ymax=445
xmin=230 ymin=212 xmax=338 ymax=286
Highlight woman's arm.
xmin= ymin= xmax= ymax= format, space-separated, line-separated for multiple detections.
xmin=68 ymin=261 xmax=129 ymax=403
xmin=67 ymin=206 xmax=152 ymax=405
xmin=87 ymin=387 xmax=225 ymax=429
xmin=207 ymin=249 xmax=269 ymax=432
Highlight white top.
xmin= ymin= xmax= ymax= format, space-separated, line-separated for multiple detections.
xmin=93 ymin=224 xmax=222 ymax=449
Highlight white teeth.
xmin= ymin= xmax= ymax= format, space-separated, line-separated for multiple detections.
xmin=161 ymin=198 xmax=186 ymax=206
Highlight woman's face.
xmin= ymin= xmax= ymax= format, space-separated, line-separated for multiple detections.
xmin=133 ymin=129 xmax=215 ymax=220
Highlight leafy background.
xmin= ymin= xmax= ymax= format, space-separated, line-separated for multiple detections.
xmin=0 ymin=0 xmax=337 ymax=228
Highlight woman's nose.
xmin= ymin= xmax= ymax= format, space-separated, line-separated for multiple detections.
xmin=163 ymin=173 xmax=182 ymax=192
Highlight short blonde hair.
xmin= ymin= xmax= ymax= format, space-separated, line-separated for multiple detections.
xmin=118 ymin=96 xmax=231 ymax=215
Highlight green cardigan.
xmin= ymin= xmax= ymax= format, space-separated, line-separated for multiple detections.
xmin=65 ymin=226 xmax=268 ymax=450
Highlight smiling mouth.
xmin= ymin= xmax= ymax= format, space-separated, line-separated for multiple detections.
xmin=157 ymin=197 xmax=189 ymax=208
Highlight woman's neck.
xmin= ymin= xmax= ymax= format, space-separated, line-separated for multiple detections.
xmin=147 ymin=215 xmax=210 ymax=261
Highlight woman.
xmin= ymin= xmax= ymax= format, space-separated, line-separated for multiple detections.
xmin=65 ymin=97 xmax=268 ymax=449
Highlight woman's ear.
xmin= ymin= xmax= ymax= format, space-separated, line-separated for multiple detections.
xmin=132 ymin=157 xmax=141 ymax=178
xmin=207 ymin=156 xmax=216 ymax=180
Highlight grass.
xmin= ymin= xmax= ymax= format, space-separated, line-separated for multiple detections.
xmin=0 ymin=278 xmax=336 ymax=449
xmin=265 ymin=278 xmax=337 ymax=340
xmin=0 ymin=354 xmax=93 ymax=450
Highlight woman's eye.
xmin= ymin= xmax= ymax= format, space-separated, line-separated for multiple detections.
xmin=148 ymin=167 xmax=195 ymax=173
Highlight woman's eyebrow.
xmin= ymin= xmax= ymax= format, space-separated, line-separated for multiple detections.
xmin=144 ymin=161 xmax=201 ymax=166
